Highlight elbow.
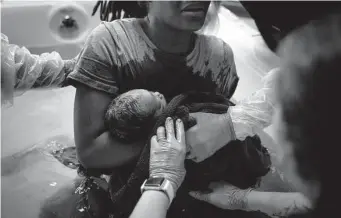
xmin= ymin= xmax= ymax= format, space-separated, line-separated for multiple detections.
xmin=77 ymin=149 xmax=91 ymax=169
xmin=76 ymin=143 xmax=96 ymax=169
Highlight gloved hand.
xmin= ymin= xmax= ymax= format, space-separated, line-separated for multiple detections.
xmin=149 ymin=117 xmax=187 ymax=192
xmin=230 ymin=68 xmax=280 ymax=140
xmin=1 ymin=33 xmax=16 ymax=106
xmin=186 ymin=112 xmax=236 ymax=162
xmin=189 ymin=181 xmax=253 ymax=210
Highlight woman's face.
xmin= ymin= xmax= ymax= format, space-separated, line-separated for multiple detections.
xmin=272 ymin=105 xmax=320 ymax=202
xmin=147 ymin=1 xmax=211 ymax=31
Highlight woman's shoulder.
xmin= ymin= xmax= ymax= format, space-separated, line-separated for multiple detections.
xmin=88 ymin=18 xmax=141 ymax=44
xmin=192 ymin=34 xmax=235 ymax=69
xmin=197 ymin=34 xmax=234 ymax=58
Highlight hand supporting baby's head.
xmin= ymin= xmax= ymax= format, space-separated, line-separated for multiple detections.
xmin=105 ymin=89 xmax=167 ymax=141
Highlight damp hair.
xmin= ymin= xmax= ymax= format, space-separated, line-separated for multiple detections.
xmin=275 ymin=13 xmax=341 ymax=217
xmin=92 ymin=1 xmax=147 ymax=22
xmin=105 ymin=92 xmax=157 ymax=141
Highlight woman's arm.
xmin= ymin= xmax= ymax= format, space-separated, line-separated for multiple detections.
xmin=69 ymin=23 xmax=146 ymax=169
xmin=74 ymin=84 xmax=144 ymax=169
xmin=246 ymin=191 xmax=312 ymax=217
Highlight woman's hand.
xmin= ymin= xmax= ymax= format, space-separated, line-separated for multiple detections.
xmin=186 ymin=112 xmax=236 ymax=162
xmin=189 ymin=181 xmax=252 ymax=210
xmin=150 ymin=117 xmax=187 ymax=191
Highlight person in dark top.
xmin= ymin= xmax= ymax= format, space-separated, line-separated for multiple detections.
xmin=63 ymin=1 xmax=241 ymax=217
xmin=67 ymin=0 xmax=239 ymax=179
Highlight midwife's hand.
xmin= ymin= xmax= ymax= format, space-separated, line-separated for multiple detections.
xmin=150 ymin=117 xmax=187 ymax=192
xmin=189 ymin=181 xmax=252 ymax=210
xmin=186 ymin=112 xmax=236 ymax=162
xmin=1 ymin=35 xmax=15 ymax=106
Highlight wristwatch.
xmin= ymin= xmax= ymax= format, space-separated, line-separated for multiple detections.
xmin=140 ymin=177 xmax=175 ymax=207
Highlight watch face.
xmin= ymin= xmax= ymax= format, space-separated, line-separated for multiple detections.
xmin=145 ymin=177 xmax=165 ymax=187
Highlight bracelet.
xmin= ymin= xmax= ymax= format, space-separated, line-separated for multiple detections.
xmin=241 ymin=188 xmax=254 ymax=211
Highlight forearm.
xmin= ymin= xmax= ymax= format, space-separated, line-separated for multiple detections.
xmin=79 ymin=131 xmax=144 ymax=169
xmin=229 ymin=68 xmax=280 ymax=140
xmin=245 ymin=191 xmax=312 ymax=217
xmin=130 ymin=190 xmax=169 ymax=218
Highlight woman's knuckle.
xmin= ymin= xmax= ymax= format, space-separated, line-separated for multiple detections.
xmin=179 ymin=146 xmax=186 ymax=154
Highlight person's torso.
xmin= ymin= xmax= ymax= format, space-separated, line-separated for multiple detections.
xmin=103 ymin=18 xmax=235 ymax=101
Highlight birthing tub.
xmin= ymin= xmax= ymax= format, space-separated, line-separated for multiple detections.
xmin=1 ymin=0 xmax=102 ymax=157
xmin=1 ymin=2 xmax=100 ymax=217
xmin=1 ymin=1 xmax=101 ymax=59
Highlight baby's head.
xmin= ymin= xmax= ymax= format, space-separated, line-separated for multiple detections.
xmin=105 ymin=89 xmax=167 ymax=141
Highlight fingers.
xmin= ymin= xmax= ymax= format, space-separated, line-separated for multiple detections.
xmin=189 ymin=191 xmax=211 ymax=203
xmin=175 ymin=119 xmax=185 ymax=144
xmin=157 ymin=126 xmax=166 ymax=142
xmin=165 ymin=117 xmax=175 ymax=141
xmin=150 ymin=135 xmax=158 ymax=157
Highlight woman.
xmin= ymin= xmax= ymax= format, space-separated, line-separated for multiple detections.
xmin=39 ymin=2 xmax=241 ymax=217
xmin=69 ymin=0 xmax=238 ymax=172
xmin=188 ymin=12 xmax=341 ymax=218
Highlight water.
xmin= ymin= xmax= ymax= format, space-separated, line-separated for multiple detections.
xmin=1 ymin=144 xmax=78 ymax=218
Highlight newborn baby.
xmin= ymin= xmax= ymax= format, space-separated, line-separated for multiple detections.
xmin=105 ymin=89 xmax=167 ymax=142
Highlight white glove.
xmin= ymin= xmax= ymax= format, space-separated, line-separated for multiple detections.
xmin=230 ymin=68 xmax=280 ymax=140
xmin=149 ymin=117 xmax=187 ymax=192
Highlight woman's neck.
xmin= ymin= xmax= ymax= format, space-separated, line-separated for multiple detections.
xmin=143 ymin=16 xmax=194 ymax=54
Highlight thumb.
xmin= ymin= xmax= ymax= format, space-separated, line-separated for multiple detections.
xmin=189 ymin=191 xmax=211 ymax=203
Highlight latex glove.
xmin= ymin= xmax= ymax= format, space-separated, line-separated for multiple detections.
xmin=150 ymin=117 xmax=187 ymax=192
xmin=1 ymin=34 xmax=16 ymax=106
xmin=189 ymin=181 xmax=252 ymax=210
xmin=230 ymin=68 xmax=280 ymax=140
xmin=186 ymin=112 xmax=236 ymax=162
